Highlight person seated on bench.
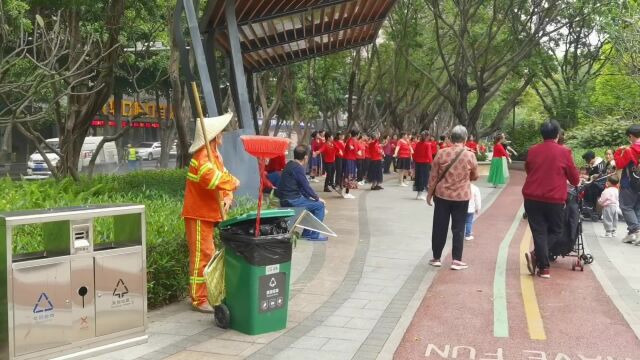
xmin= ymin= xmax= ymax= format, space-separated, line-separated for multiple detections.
xmin=277 ymin=145 xmax=328 ymax=241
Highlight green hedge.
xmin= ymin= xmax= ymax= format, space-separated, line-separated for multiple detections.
xmin=0 ymin=170 xmax=254 ymax=308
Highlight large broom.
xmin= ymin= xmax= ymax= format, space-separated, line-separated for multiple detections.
xmin=240 ymin=135 xmax=290 ymax=236
xmin=191 ymin=82 xmax=226 ymax=220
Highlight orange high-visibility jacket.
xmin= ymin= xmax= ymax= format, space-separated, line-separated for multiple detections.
xmin=181 ymin=147 xmax=239 ymax=222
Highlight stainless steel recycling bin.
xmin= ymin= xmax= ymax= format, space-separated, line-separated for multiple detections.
xmin=0 ymin=205 xmax=147 ymax=360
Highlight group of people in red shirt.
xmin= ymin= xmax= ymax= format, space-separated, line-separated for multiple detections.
xmin=264 ymin=129 xmax=487 ymax=201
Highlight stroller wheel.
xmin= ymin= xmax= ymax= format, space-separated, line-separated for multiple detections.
xmin=214 ymin=304 xmax=231 ymax=329
xmin=582 ymin=254 xmax=594 ymax=265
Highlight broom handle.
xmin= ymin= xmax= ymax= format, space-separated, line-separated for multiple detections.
xmin=191 ymin=82 xmax=226 ymax=220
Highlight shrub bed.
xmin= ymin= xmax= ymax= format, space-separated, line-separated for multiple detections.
xmin=0 ymin=169 xmax=257 ymax=308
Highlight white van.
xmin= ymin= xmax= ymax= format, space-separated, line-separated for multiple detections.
xmin=27 ymin=137 xmax=119 ymax=176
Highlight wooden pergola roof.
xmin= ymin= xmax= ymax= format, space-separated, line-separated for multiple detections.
xmin=200 ymin=0 xmax=397 ymax=72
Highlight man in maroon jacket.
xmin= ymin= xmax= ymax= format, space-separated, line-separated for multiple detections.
xmin=522 ymin=120 xmax=580 ymax=279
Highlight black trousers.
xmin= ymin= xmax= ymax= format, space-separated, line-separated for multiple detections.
xmin=432 ymin=197 xmax=469 ymax=261
xmin=414 ymin=163 xmax=431 ymax=192
xmin=334 ymin=158 xmax=344 ymax=188
xmin=324 ymin=162 xmax=336 ymax=190
xmin=383 ymin=155 xmax=394 ymax=174
xmin=357 ymin=159 xmax=367 ymax=181
xmin=524 ymin=199 xmax=564 ymax=269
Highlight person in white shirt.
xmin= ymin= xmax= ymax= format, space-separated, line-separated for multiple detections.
xmin=465 ymin=183 xmax=482 ymax=241
xmin=598 ymin=175 xmax=620 ymax=238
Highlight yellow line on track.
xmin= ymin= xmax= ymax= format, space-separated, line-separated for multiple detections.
xmin=519 ymin=229 xmax=547 ymax=340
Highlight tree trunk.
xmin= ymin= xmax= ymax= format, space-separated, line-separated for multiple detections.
xmin=169 ymin=9 xmax=191 ymax=169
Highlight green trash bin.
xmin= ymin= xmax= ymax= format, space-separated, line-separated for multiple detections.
xmin=216 ymin=209 xmax=295 ymax=335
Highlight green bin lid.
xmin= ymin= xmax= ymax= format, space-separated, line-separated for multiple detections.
xmin=219 ymin=209 xmax=295 ymax=229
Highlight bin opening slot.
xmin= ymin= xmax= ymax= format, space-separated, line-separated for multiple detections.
xmin=11 ymin=221 xmax=71 ymax=258
xmin=72 ymin=224 xmax=91 ymax=250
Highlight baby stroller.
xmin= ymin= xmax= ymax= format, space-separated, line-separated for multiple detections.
xmin=548 ymin=185 xmax=594 ymax=271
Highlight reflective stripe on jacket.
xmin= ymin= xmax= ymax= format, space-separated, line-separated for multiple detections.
xmin=181 ymin=147 xmax=240 ymax=222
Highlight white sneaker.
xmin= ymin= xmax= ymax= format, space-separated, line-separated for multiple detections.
xmin=623 ymin=232 xmax=638 ymax=244
xmin=310 ymin=178 xmax=319 ymax=183
xmin=604 ymin=232 xmax=613 ymax=238
xmin=451 ymin=260 xmax=469 ymax=270
xmin=343 ymin=193 xmax=355 ymax=199
xmin=429 ymin=259 xmax=442 ymax=267
xmin=612 ymin=231 xmax=617 ymax=238
xmin=400 ymin=182 xmax=409 ymax=187
xmin=465 ymin=236 xmax=474 ymax=241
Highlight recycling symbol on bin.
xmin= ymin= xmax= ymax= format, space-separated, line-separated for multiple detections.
xmin=269 ymin=277 xmax=277 ymax=288
xmin=113 ymin=279 xmax=129 ymax=298
xmin=33 ymin=292 xmax=54 ymax=314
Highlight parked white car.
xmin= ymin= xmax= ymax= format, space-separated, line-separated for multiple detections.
xmin=135 ymin=142 xmax=161 ymax=161
xmin=27 ymin=137 xmax=119 ymax=176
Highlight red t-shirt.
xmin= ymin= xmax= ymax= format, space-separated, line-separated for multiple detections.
xmin=311 ymin=138 xmax=323 ymax=152
xmin=413 ymin=141 xmax=433 ymax=164
xmin=492 ymin=143 xmax=509 ymax=158
xmin=266 ymin=154 xmax=286 ymax=173
xmin=397 ymin=140 xmax=412 ymax=158
xmin=334 ymin=140 xmax=345 ymax=159
xmin=344 ymin=138 xmax=358 ymax=160
xmin=369 ymin=141 xmax=383 ymax=161
xmin=466 ymin=141 xmax=478 ymax=153
xmin=430 ymin=141 xmax=438 ymax=155
xmin=357 ymin=141 xmax=366 ymax=160
xmin=318 ymin=141 xmax=337 ymax=163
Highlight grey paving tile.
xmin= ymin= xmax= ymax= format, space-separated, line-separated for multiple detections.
xmin=343 ymin=298 xmax=369 ymax=308
xmin=307 ymin=326 xmax=370 ymax=341
xmin=290 ymin=336 xmax=330 ymax=350
xmin=344 ymin=317 xmax=378 ymax=330
xmin=323 ymin=315 xmax=352 ymax=327
xmin=321 ymin=338 xmax=361 ymax=353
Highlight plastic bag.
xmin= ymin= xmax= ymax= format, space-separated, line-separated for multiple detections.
xmin=204 ymin=249 xmax=225 ymax=307
xmin=221 ymin=231 xmax=292 ymax=266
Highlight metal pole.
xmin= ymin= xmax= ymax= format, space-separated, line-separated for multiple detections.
xmin=183 ymin=0 xmax=219 ymax=117
xmin=225 ymin=0 xmax=255 ymax=133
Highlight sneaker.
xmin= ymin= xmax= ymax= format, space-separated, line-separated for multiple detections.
xmin=451 ymin=260 xmax=469 ymax=270
xmin=612 ymin=231 xmax=617 ymax=238
xmin=465 ymin=235 xmax=474 ymax=241
xmin=604 ymin=232 xmax=613 ymax=238
xmin=417 ymin=194 xmax=427 ymax=201
xmin=358 ymin=181 xmax=366 ymax=186
xmin=310 ymin=178 xmax=320 ymax=183
xmin=192 ymin=303 xmax=214 ymax=313
xmin=537 ymin=268 xmax=551 ymax=279
xmin=429 ymin=259 xmax=442 ymax=267
xmin=343 ymin=193 xmax=356 ymax=199
xmin=400 ymin=182 xmax=409 ymax=187
xmin=524 ymin=251 xmax=536 ymax=276
xmin=623 ymin=232 xmax=638 ymax=244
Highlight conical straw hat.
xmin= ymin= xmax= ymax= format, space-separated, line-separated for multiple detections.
xmin=189 ymin=113 xmax=233 ymax=153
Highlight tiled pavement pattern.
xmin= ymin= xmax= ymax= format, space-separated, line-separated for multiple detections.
xmin=584 ymin=219 xmax=640 ymax=339
xmin=93 ymin=177 xmax=501 ymax=360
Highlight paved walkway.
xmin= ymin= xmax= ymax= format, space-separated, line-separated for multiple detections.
xmin=94 ymin=172 xmax=640 ymax=360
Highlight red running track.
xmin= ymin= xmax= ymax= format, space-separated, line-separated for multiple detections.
xmin=395 ymin=171 xmax=640 ymax=360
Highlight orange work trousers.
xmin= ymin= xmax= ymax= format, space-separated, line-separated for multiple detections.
xmin=184 ymin=218 xmax=217 ymax=307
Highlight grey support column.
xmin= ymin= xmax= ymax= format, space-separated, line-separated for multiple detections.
xmin=183 ymin=0 xmax=219 ymax=117
xmin=224 ymin=0 xmax=255 ymax=133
